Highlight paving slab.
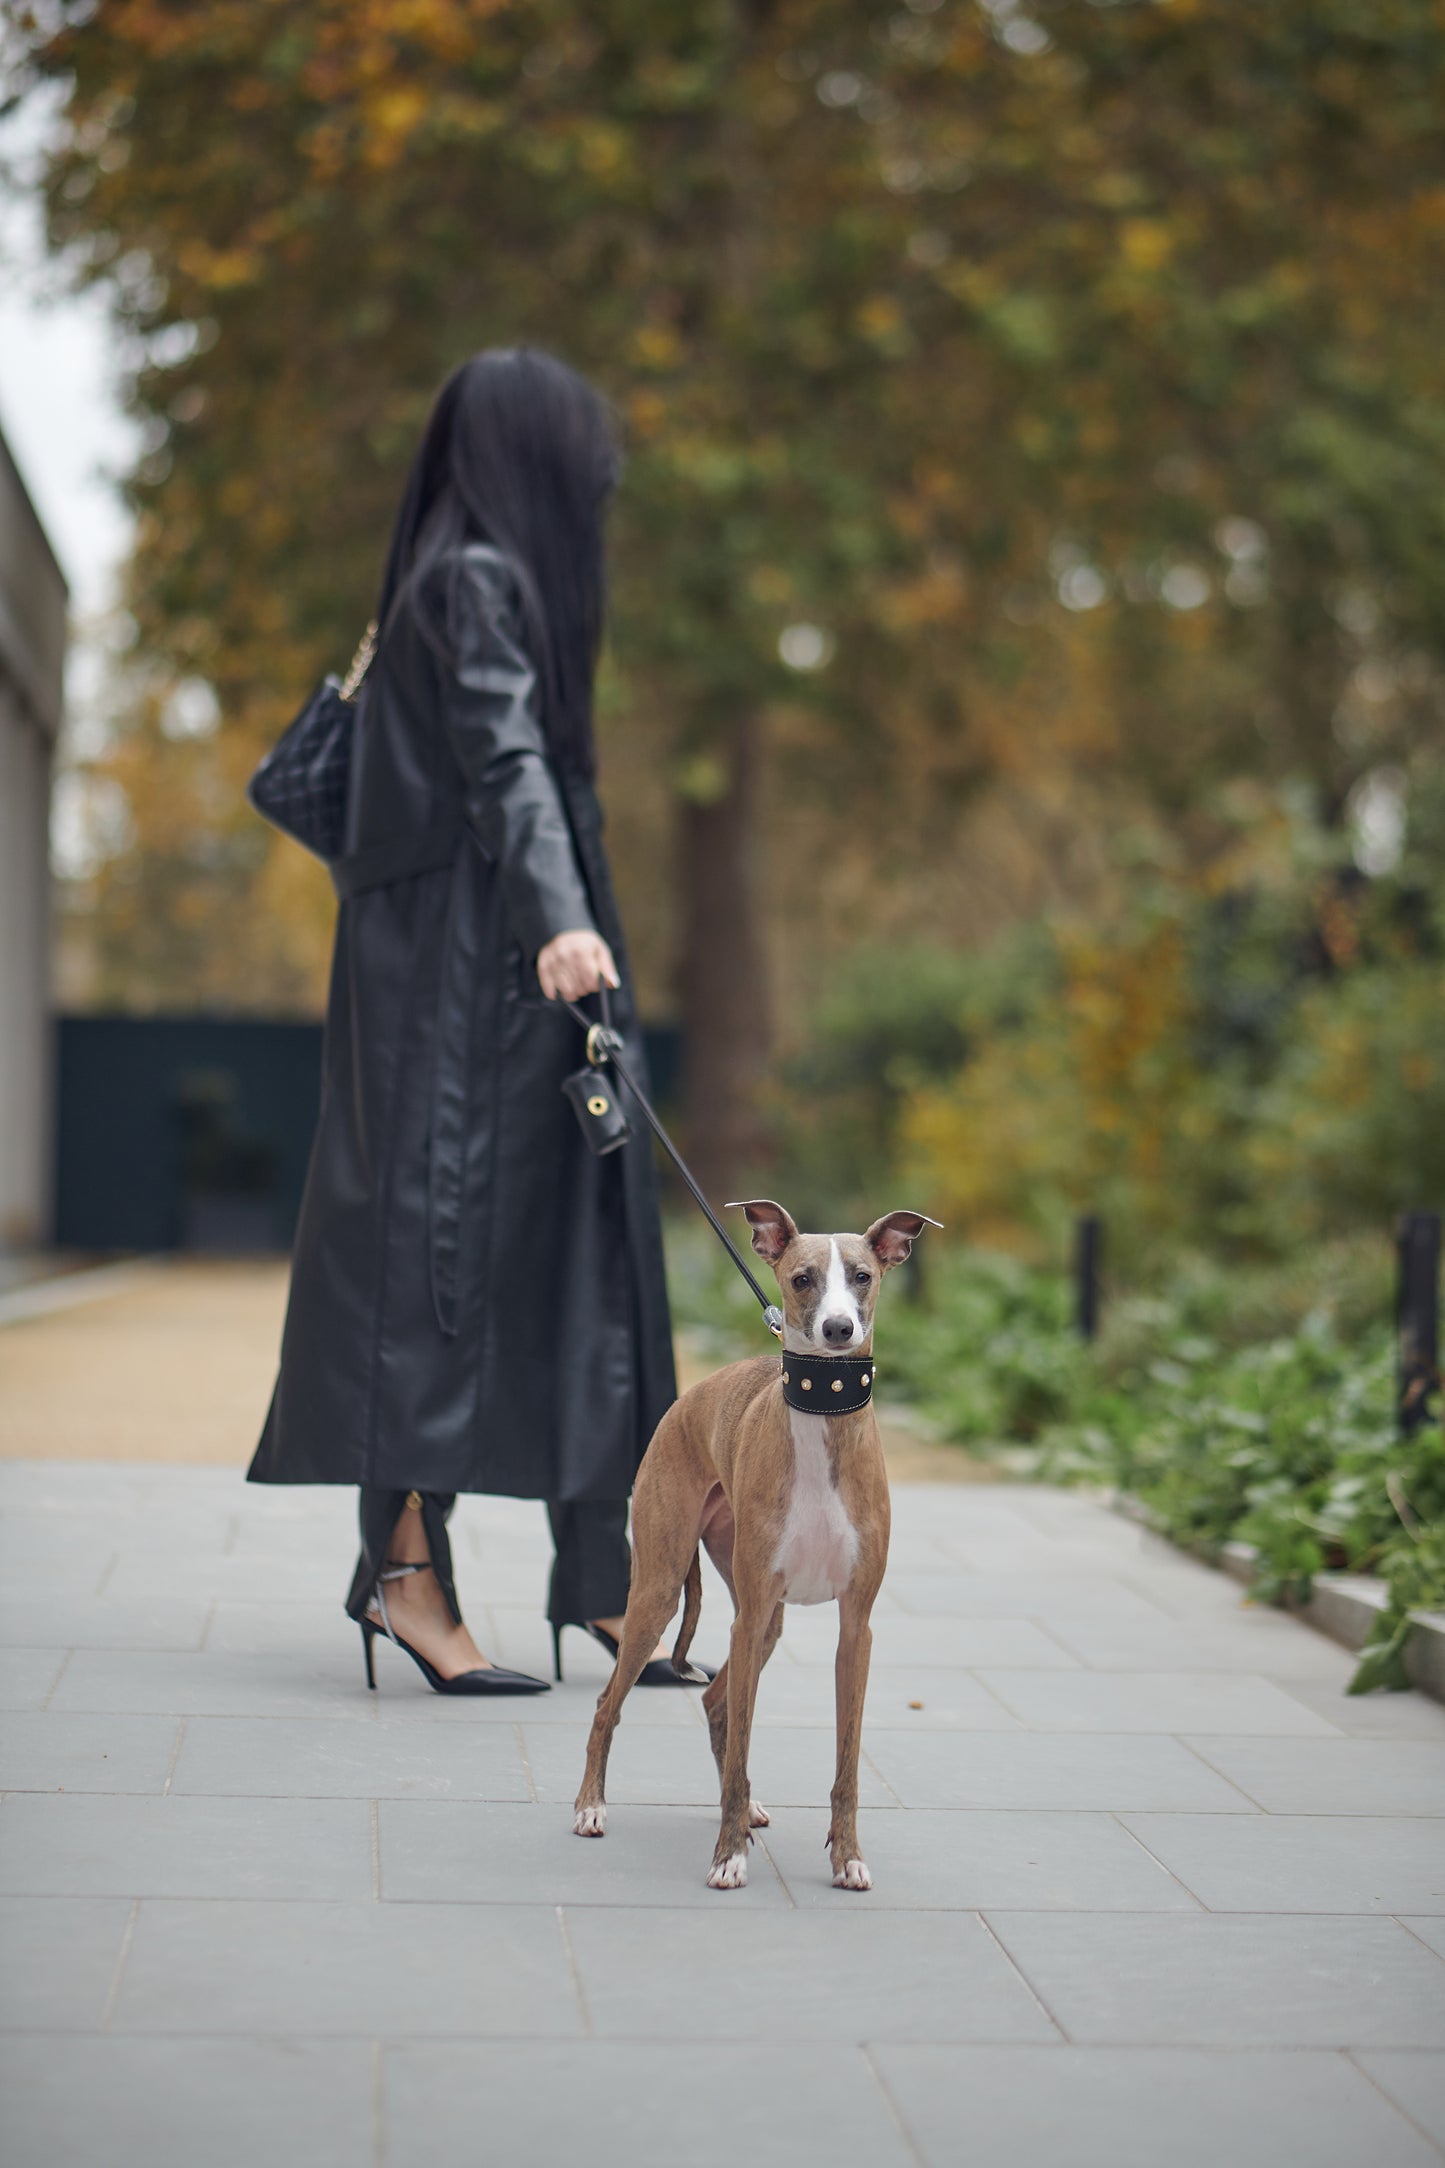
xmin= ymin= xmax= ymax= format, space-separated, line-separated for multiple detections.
xmin=748 ymin=1660 xmax=1022 ymax=1730
xmin=385 ymin=2041 xmax=917 ymax=2168
xmin=562 ymin=1904 xmax=1060 ymax=2042
xmin=48 ymin=1641 xmax=426 ymax=1718
xmin=0 ymin=1896 xmax=135 ymax=2031
xmin=112 ymin=1898 xmax=581 ymax=2038
xmin=1354 ymin=2051 xmax=1445 ymax=2153
xmin=0 ymin=1792 xmax=374 ymax=1900
xmin=1279 ymin=1680 xmax=1445 ymax=1740
xmin=0 ymin=1710 xmax=181 ymax=1794
xmin=0 ymin=1594 xmax=211 ymax=1650
xmin=379 ymin=1799 xmax=794 ymax=1907
xmin=885 ymin=1569 xmax=1171 ymax=1625
xmin=1187 ymin=1736 xmax=1445 ymax=1815
xmin=775 ymin=1612 xmax=1080 ymax=1670
xmin=758 ymin=1806 xmax=1200 ymax=1911
xmin=1402 ymin=1917 xmax=1445 ymax=1960
xmin=977 ymin=1667 xmax=1342 ymax=1735
xmin=862 ymin=1729 xmax=1258 ymax=1811
xmin=1122 ymin=1813 xmax=1445 ymax=1913
xmin=987 ymin=1913 xmax=1445 ymax=2046
xmin=1044 ymin=1613 xmax=1359 ymax=1681
xmin=168 ymin=1714 xmax=534 ymax=1799
xmin=872 ymin=2045 xmax=1444 ymax=2168
xmin=0 ymin=2035 xmax=374 ymax=2168
xmin=0 ymin=1645 xmax=66 ymax=1707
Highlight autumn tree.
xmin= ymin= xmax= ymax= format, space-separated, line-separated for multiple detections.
xmin=14 ymin=0 xmax=1445 ymax=1194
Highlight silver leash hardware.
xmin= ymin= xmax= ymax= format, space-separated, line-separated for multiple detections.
xmin=585 ymin=1021 xmax=622 ymax=1067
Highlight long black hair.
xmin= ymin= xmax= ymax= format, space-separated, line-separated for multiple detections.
xmin=378 ymin=348 xmax=621 ymax=778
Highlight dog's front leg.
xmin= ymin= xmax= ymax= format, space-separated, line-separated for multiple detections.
xmin=703 ymin=1601 xmax=782 ymax=1836
xmin=707 ymin=1588 xmax=780 ymax=1890
xmin=827 ymin=1593 xmax=875 ymax=1891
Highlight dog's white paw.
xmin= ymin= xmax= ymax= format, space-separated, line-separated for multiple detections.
xmin=833 ymin=1858 xmax=872 ymax=1892
xmin=573 ymin=1805 xmax=606 ymax=1838
xmin=748 ymin=1798 xmax=770 ymax=1828
xmin=706 ymin=1852 xmax=749 ymax=1890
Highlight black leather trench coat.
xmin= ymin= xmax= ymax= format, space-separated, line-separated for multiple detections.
xmin=248 ymin=543 xmax=677 ymax=1501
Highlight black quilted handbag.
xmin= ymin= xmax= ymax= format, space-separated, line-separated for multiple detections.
xmin=246 ymin=622 xmax=375 ymax=863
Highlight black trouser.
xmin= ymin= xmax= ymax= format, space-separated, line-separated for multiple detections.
xmin=346 ymin=1488 xmax=631 ymax=1628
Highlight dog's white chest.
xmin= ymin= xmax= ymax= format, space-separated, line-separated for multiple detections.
xmin=773 ymin=1410 xmax=860 ymax=1605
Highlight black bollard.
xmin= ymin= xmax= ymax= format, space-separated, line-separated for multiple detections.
xmin=1074 ymin=1215 xmax=1103 ymax=1340
xmin=1396 ymin=1211 xmax=1441 ymax=1436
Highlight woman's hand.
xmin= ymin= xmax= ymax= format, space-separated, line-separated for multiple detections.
xmin=536 ymin=929 xmax=620 ymax=1003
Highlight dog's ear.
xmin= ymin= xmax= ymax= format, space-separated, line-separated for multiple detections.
xmin=865 ymin=1210 xmax=942 ymax=1270
xmin=725 ymin=1199 xmax=799 ymax=1265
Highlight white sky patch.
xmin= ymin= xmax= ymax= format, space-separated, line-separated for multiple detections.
xmin=0 ymin=89 xmax=140 ymax=618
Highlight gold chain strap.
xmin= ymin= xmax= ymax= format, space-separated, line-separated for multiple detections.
xmin=339 ymin=619 xmax=379 ymax=704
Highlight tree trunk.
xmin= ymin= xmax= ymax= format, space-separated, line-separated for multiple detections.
xmin=675 ymin=711 xmax=772 ymax=1202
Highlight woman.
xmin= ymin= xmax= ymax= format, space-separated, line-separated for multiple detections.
xmin=249 ymin=348 xmax=691 ymax=1695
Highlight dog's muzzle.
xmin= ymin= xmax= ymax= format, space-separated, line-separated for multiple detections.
xmin=780 ymin=1352 xmax=875 ymax=1415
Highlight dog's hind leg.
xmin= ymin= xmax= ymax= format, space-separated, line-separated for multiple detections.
xmin=574 ymin=1433 xmax=705 ymax=1839
xmin=572 ymin=1572 xmax=684 ymax=1837
xmin=671 ymin=1547 xmax=703 ymax=1678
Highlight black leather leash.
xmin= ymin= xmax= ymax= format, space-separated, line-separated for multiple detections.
xmin=563 ymin=992 xmax=784 ymax=1342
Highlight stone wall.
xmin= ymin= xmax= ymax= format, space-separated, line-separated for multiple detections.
xmin=0 ymin=426 xmax=66 ymax=1249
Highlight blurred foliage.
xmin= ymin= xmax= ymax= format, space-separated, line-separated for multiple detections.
xmin=6 ymin=0 xmax=1445 ymax=1109
xmin=891 ymin=782 xmax=1445 ymax=1263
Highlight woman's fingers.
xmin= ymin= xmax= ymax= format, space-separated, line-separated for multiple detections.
xmin=537 ymin=931 xmax=620 ymax=1001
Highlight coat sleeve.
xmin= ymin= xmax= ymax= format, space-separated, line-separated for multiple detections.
xmin=437 ymin=543 xmax=597 ymax=960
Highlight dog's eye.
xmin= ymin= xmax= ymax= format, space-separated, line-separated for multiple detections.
xmin=791 ymin=1273 xmax=811 ymax=1291
xmin=854 ymin=1270 xmax=872 ymax=1286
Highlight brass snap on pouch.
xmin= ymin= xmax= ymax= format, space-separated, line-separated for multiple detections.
xmin=562 ymin=1065 xmax=633 ymax=1155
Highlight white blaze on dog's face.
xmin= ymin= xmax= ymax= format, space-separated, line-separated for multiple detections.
xmin=727 ymin=1203 xmax=939 ymax=1355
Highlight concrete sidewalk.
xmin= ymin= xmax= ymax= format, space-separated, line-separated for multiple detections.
xmin=2 ymin=1460 xmax=1444 ymax=2166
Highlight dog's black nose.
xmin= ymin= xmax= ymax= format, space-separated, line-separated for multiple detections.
xmin=821 ymin=1315 xmax=855 ymax=1346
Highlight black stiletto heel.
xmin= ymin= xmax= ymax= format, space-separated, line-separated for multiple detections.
xmin=552 ymin=1622 xmax=564 ymax=1683
xmin=364 ymin=1562 xmax=550 ymax=1696
xmin=553 ymin=1619 xmax=713 ymax=1687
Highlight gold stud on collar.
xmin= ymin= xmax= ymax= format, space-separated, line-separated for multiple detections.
xmin=831 ymin=1377 xmax=844 ymax=1391
xmin=801 ymin=1377 xmax=813 ymax=1390
xmin=861 ymin=1372 xmax=870 ymax=1386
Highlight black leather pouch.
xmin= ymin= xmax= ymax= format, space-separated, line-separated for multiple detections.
xmin=562 ymin=1065 xmax=632 ymax=1155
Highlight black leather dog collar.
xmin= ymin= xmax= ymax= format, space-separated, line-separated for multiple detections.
xmin=780 ymin=1351 xmax=876 ymax=1415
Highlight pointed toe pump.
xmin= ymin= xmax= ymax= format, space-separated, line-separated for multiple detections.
xmin=362 ymin=1562 xmax=550 ymax=1696
xmin=552 ymin=1620 xmax=714 ymax=1687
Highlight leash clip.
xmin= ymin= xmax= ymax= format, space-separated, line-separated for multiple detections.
xmin=585 ymin=1022 xmax=622 ymax=1067
xmin=764 ymin=1304 xmax=784 ymax=1340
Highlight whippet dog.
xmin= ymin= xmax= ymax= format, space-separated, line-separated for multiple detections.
xmin=574 ymin=1200 xmax=937 ymax=1891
